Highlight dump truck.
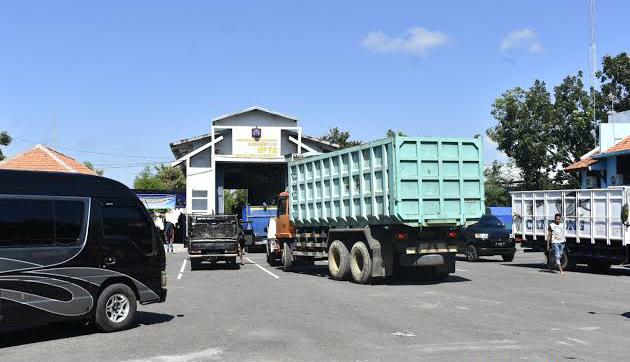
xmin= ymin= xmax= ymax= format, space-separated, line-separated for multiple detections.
xmin=270 ymin=136 xmax=485 ymax=283
xmin=241 ymin=204 xmax=277 ymax=250
xmin=511 ymin=187 xmax=630 ymax=272
xmin=188 ymin=214 xmax=240 ymax=270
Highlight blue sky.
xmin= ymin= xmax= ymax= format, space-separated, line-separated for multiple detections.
xmin=1 ymin=0 xmax=629 ymax=186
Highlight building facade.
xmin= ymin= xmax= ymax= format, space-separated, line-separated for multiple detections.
xmin=170 ymin=107 xmax=337 ymax=214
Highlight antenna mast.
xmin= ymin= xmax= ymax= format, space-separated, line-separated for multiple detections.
xmin=588 ymin=0 xmax=598 ymax=122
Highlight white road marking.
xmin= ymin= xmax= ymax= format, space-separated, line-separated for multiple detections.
xmin=122 ymin=347 xmax=223 ymax=362
xmin=556 ymin=341 xmax=573 ymax=347
xmin=414 ymin=339 xmax=521 ymax=353
xmin=566 ymin=337 xmax=589 ymax=345
xmin=579 ymin=326 xmax=600 ymax=331
xmin=177 ymin=259 xmax=187 ymax=280
xmin=245 ymin=257 xmax=280 ymax=279
xmin=392 ymin=331 xmax=416 ymax=337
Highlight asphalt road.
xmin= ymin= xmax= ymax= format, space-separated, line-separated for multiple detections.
xmin=2 ymin=248 xmax=630 ymax=362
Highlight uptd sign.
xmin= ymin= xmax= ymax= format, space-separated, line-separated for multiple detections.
xmin=232 ymin=126 xmax=281 ymax=158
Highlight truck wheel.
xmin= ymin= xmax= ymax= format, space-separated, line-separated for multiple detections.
xmin=282 ymin=244 xmax=294 ymax=272
xmin=431 ymin=265 xmax=450 ymax=281
xmin=350 ymin=242 xmax=372 ymax=284
xmin=465 ymin=245 xmax=479 ymax=262
xmin=566 ymin=255 xmax=577 ymax=271
xmin=502 ymin=253 xmax=515 ymax=262
xmin=328 ymin=240 xmax=350 ymax=280
xmin=94 ymin=283 xmax=137 ymax=333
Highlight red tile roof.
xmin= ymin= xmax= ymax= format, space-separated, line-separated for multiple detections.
xmin=600 ymin=135 xmax=630 ymax=155
xmin=0 ymin=144 xmax=97 ymax=175
xmin=564 ymin=153 xmax=599 ymax=172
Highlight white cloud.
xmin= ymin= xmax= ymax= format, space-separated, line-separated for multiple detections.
xmin=362 ymin=27 xmax=449 ymax=57
xmin=500 ymin=28 xmax=544 ymax=53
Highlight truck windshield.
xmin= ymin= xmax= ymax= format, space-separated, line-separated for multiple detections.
xmin=277 ymin=196 xmax=288 ymax=217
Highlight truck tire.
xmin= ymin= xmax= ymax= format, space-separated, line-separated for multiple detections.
xmin=94 ymin=283 xmax=137 ymax=333
xmin=282 ymin=244 xmax=294 ymax=272
xmin=350 ymin=242 xmax=372 ymax=284
xmin=502 ymin=253 xmax=515 ymax=262
xmin=328 ymin=240 xmax=350 ymax=280
xmin=431 ymin=265 xmax=450 ymax=281
xmin=465 ymin=245 xmax=479 ymax=262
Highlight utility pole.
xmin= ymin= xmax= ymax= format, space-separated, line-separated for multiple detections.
xmin=588 ymin=0 xmax=597 ymax=122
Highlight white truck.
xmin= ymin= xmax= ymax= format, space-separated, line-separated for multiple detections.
xmin=511 ymin=187 xmax=630 ymax=271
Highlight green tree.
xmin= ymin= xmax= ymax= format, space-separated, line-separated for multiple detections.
xmin=600 ymin=52 xmax=630 ymax=112
xmin=224 ymin=189 xmax=248 ymax=215
xmin=0 ymin=131 xmax=11 ymax=161
xmin=83 ymin=161 xmax=104 ymax=176
xmin=484 ymin=161 xmax=510 ymax=206
xmin=487 ymin=80 xmax=556 ymax=190
xmin=319 ymin=127 xmax=361 ymax=149
xmin=386 ymin=129 xmax=407 ymax=137
xmin=134 ymin=164 xmax=186 ymax=190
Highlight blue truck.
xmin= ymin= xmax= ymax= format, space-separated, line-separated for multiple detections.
xmin=241 ymin=204 xmax=277 ymax=250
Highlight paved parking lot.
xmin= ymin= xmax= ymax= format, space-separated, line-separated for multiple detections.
xmin=2 ymin=248 xmax=630 ymax=362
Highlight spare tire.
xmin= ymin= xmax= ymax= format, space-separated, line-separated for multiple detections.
xmin=328 ymin=240 xmax=350 ymax=280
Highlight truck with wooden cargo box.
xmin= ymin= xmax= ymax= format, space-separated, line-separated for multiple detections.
xmin=268 ymin=136 xmax=485 ymax=283
xmin=511 ymin=187 xmax=630 ymax=272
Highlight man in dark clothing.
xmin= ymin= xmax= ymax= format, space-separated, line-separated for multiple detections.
xmin=164 ymin=220 xmax=175 ymax=254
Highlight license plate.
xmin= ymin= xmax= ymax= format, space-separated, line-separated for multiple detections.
xmin=495 ymin=242 xmax=506 ymax=247
xmin=475 ymin=233 xmax=489 ymax=239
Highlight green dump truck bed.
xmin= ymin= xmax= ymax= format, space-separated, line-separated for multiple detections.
xmin=288 ymin=136 xmax=484 ymax=227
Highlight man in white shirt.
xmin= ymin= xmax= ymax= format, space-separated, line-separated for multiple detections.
xmin=547 ymin=213 xmax=565 ymax=274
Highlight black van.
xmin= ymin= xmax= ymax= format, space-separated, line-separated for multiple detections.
xmin=0 ymin=170 xmax=167 ymax=333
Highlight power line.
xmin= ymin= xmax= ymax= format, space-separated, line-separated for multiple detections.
xmin=11 ymin=135 xmax=172 ymax=159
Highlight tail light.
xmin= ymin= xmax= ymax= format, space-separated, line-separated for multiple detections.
xmin=394 ymin=232 xmax=408 ymax=241
xmin=448 ymin=231 xmax=458 ymax=239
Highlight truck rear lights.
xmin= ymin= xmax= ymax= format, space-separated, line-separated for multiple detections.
xmin=447 ymin=231 xmax=458 ymax=239
xmin=394 ymin=232 xmax=408 ymax=241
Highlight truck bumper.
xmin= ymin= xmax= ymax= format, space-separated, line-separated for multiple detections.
xmin=399 ymin=252 xmax=456 ymax=272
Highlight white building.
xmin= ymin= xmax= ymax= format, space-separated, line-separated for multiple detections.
xmin=170 ymin=107 xmax=338 ymax=214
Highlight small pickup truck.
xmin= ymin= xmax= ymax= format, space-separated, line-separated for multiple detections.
xmin=188 ymin=214 xmax=240 ymax=270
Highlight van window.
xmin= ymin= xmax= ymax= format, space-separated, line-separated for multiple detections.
xmin=0 ymin=199 xmax=54 ymax=246
xmin=54 ymin=200 xmax=85 ymax=244
xmin=0 ymin=198 xmax=85 ymax=247
xmin=102 ymin=206 xmax=154 ymax=254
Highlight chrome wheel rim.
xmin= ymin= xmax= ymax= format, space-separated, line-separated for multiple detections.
xmin=105 ymin=293 xmax=130 ymax=323
xmin=466 ymin=247 xmax=474 ymax=261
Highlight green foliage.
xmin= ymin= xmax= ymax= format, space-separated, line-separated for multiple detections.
xmin=134 ymin=164 xmax=186 ymax=191
xmin=319 ymin=127 xmax=361 ymax=149
xmin=487 ymin=72 xmax=601 ymax=190
xmin=0 ymin=131 xmax=11 ymax=161
xmin=386 ymin=129 xmax=407 ymax=138
xmin=484 ymin=161 xmax=510 ymax=206
xmin=600 ymin=52 xmax=630 ymax=112
xmin=83 ymin=161 xmax=104 ymax=176
xmin=224 ymin=189 xmax=248 ymax=215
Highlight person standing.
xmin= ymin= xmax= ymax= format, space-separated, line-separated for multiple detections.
xmin=547 ymin=213 xmax=566 ymax=274
xmin=164 ymin=220 xmax=175 ymax=254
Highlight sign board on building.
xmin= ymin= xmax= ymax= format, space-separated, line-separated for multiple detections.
xmin=232 ymin=126 xmax=281 ymax=158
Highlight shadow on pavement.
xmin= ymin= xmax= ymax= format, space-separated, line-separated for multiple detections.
xmin=273 ymin=264 xmax=471 ymax=285
xmin=455 ymin=256 xmax=505 ymax=263
xmin=192 ymin=262 xmax=240 ymax=271
xmin=0 ymin=311 xmax=175 ymax=348
xmin=501 ymin=262 xmax=630 ymax=276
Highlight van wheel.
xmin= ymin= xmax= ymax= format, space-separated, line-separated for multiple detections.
xmin=282 ymin=244 xmax=294 ymax=272
xmin=465 ymin=245 xmax=479 ymax=262
xmin=95 ymin=284 xmax=137 ymax=333
xmin=350 ymin=242 xmax=372 ymax=284
xmin=328 ymin=240 xmax=350 ymax=280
